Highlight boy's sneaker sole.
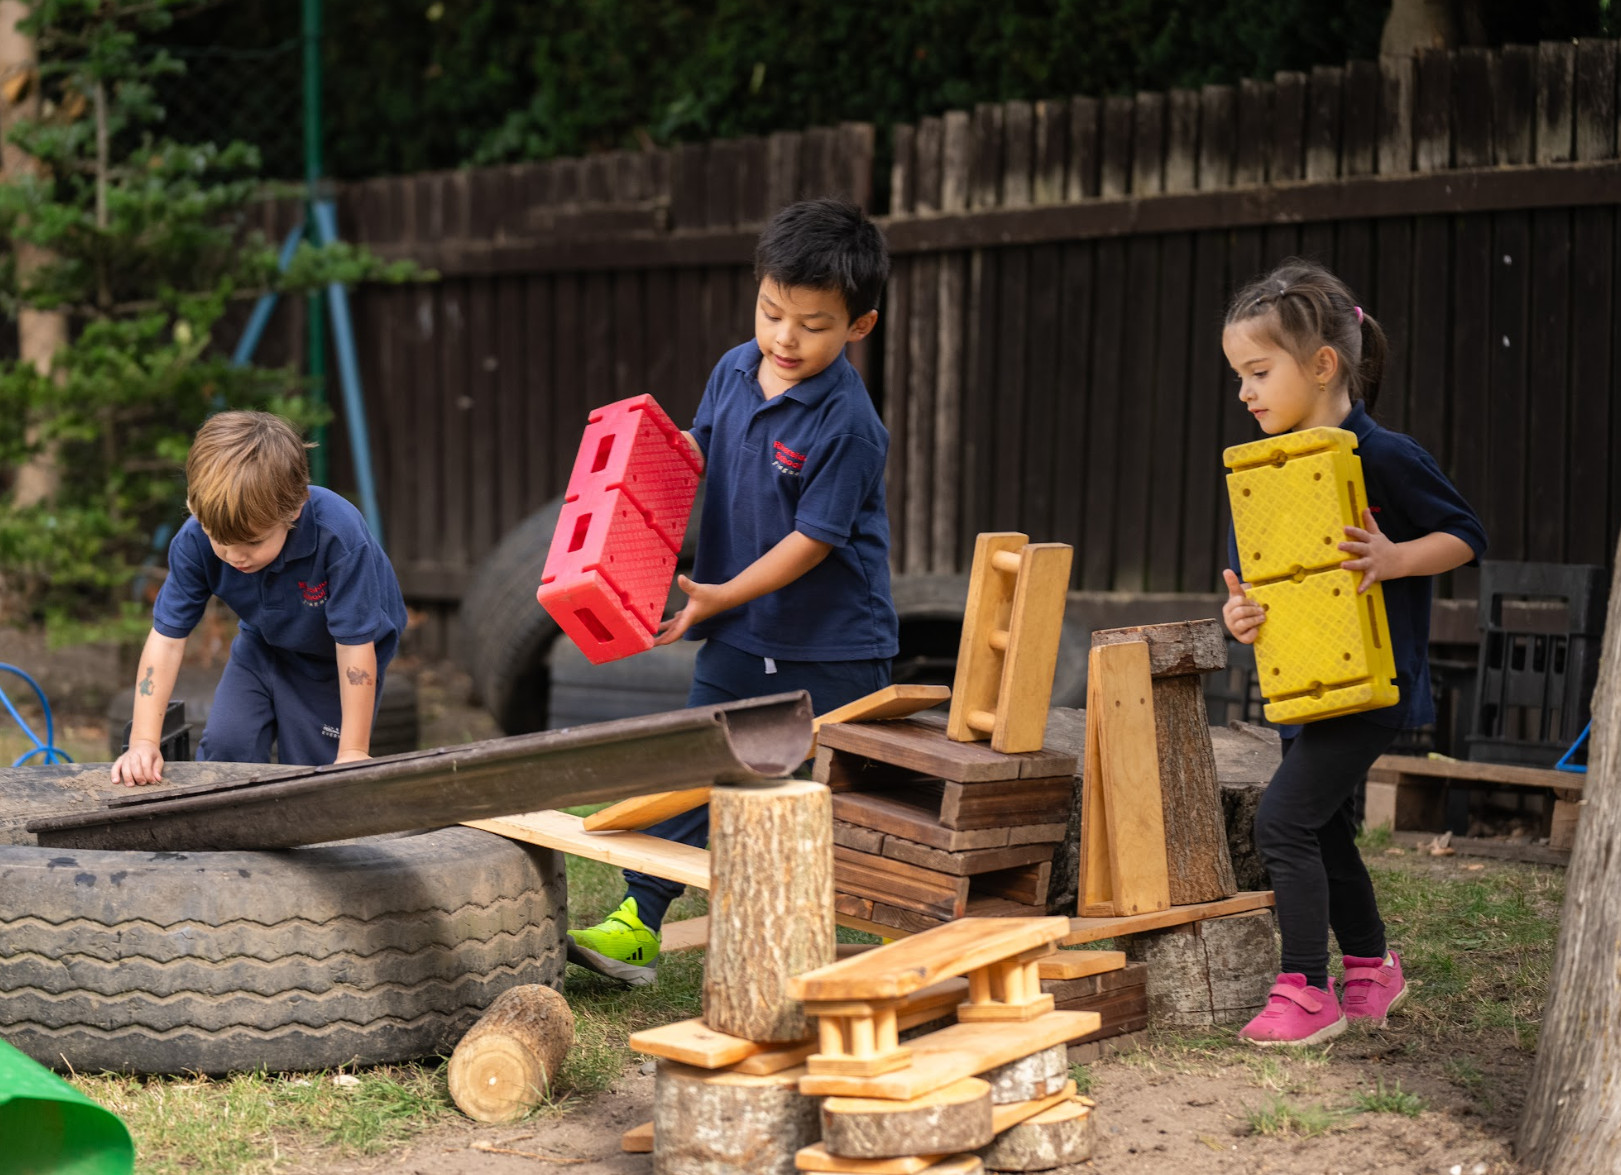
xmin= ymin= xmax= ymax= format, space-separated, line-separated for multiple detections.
xmin=567 ymin=937 xmax=657 ymax=986
xmin=1241 ymin=1015 xmax=1348 ymax=1049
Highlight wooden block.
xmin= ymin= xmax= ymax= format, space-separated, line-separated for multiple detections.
xmin=819 ymin=747 xmax=936 ymax=792
xmin=836 ymin=892 xmax=877 ymax=921
xmin=1037 ymin=949 xmax=1126 ymax=981
xmin=882 ymin=837 xmax=1054 ymax=877
xmin=1362 ymin=780 xmax=1399 ymax=831
xmin=1550 ymin=797 xmax=1581 ymax=852
xmin=981 ymin=1044 xmax=1068 ymax=1104
xmin=1066 ymin=1028 xmax=1147 ymax=1065
xmin=835 ymin=820 xmax=889 ymax=854
xmin=796 ymin=1145 xmax=947 ymax=1174
xmin=1122 ymin=908 xmax=1278 ymax=1027
xmin=1062 ymin=891 xmax=1276 ymax=946
xmin=965 ymin=896 xmax=1048 ymax=918
xmin=1092 ymin=642 xmax=1171 ymax=915
xmin=1006 ymin=822 xmax=1068 ymax=846
xmin=798 ymin=1015 xmax=1098 ymax=1100
xmin=661 ymin=916 xmax=708 ymax=953
xmin=621 ymin=1121 xmax=654 ymax=1153
xmin=815 ymin=685 xmax=954 ymax=736
xmin=466 ymin=809 xmax=710 ymax=888
xmin=973 ymin=861 xmax=1051 ymax=907
xmin=834 ymin=791 xmax=1012 ymax=851
xmin=948 ymin=533 xmax=1030 ymax=746
xmin=629 ymin=1018 xmax=811 ymax=1070
xmin=1362 ymin=771 xmax=1445 ymax=832
xmin=731 ymin=1042 xmax=818 ymax=1075
xmin=1057 ymin=989 xmax=1149 ymax=1037
xmin=821 ymin=1077 xmax=994 ymax=1159
xmin=1079 ymin=658 xmax=1114 ymax=917
xmin=790 ymin=917 xmax=1069 ymax=1002
xmin=834 ymin=845 xmax=970 ymax=920
xmin=656 ymin=1061 xmax=817 ymax=1175
xmin=988 ymin=1080 xmax=1078 ymax=1134
xmin=819 ymin=714 xmax=1077 ymax=784
xmin=1091 ymin=619 xmax=1227 ymax=677
xmin=1042 ymin=959 xmax=1143 ymax=1000
xmin=940 ymin=777 xmax=1073 ymax=831
xmin=582 ymin=786 xmax=712 ymax=832
xmin=991 ymin=543 xmax=1074 ymax=754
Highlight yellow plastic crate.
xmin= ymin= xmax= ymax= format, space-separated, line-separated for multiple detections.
xmin=1223 ymin=426 xmax=1399 ymax=724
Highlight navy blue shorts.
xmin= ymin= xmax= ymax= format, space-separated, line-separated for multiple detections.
xmin=196 ymin=629 xmax=386 ymax=767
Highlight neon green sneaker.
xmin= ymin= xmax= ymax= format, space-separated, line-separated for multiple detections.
xmin=566 ymin=897 xmax=660 ymax=986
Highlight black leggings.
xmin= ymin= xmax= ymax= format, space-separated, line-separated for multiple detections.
xmin=1255 ymin=714 xmax=1399 ymax=986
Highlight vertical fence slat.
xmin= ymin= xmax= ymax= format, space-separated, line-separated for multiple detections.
xmin=1305 ymin=65 xmax=1343 ymax=181
xmin=766 ymin=130 xmax=801 ymax=214
xmin=931 ymin=111 xmax=971 ymax=573
xmin=904 ymin=118 xmax=944 ymax=574
xmin=1067 ymin=96 xmax=1101 ymax=200
xmin=1536 ymin=41 xmax=1577 ymax=164
xmin=1453 ymin=48 xmax=1495 ymax=168
xmin=1033 ymin=100 xmax=1069 ymax=205
xmin=1341 ymin=61 xmax=1378 ymax=178
xmin=1414 ymin=49 xmax=1453 ymax=172
xmin=1001 ymin=101 xmax=1035 ymax=208
xmin=1488 ymin=212 xmax=1531 ymax=562
xmin=1235 ymin=79 xmax=1271 ymax=184
xmin=1165 ymin=89 xmax=1199 ymax=193
xmin=1526 ymin=209 xmax=1571 ymax=563
xmin=1197 ymin=84 xmax=1236 ymax=191
xmin=1131 ymin=91 xmax=1167 ymax=195
xmin=1377 ymin=56 xmax=1415 ymax=175
xmin=1495 ymin=45 xmax=1536 ymax=165
xmin=1099 ymin=97 xmax=1134 ymax=199
xmin=1052 ymin=241 xmax=1094 ymax=585
xmin=1271 ymin=71 xmax=1307 ymax=182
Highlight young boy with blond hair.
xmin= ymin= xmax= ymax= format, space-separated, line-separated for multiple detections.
xmin=111 ymin=410 xmax=408 ymax=783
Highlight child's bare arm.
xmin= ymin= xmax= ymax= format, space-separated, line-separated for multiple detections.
xmin=680 ymin=430 xmax=706 ymax=471
xmin=1338 ymin=509 xmax=1475 ymax=593
xmin=110 ymin=630 xmax=187 ymax=785
xmin=334 ymin=641 xmax=379 ymax=763
xmin=655 ymin=531 xmax=832 ymax=646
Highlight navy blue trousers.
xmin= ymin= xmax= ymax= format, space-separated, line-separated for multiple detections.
xmin=624 ymin=638 xmax=891 ymax=931
xmin=1256 ymin=714 xmax=1398 ymax=987
xmin=196 ymin=629 xmax=387 ymax=767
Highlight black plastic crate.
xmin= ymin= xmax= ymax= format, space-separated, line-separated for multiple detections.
xmin=118 ymin=699 xmax=194 ymax=763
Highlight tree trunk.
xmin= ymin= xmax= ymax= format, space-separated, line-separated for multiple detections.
xmin=822 ymin=1077 xmax=994 ymax=1158
xmin=653 ymin=1060 xmax=819 ymax=1175
xmin=446 ymin=984 xmax=574 ymax=1123
xmin=704 ymin=778 xmax=833 ymax=1043
xmin=981 ymin=1044 xmax=1069 ymax=1105
xmin=0 ymin=0 xmax=67 ymax=507
xmin=1516 ymin=549 xmax=1621 ymax=1171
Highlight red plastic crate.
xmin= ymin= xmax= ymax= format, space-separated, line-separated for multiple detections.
xmin=538 ymin=395 xmax=701 ymax=665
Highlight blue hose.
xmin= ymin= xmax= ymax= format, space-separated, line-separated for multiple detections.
xmin=0 ymin=663 xmax=74 ymax=767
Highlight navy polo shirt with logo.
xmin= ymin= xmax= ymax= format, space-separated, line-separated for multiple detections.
xmin=686 ymin=340 xmax=898 ymax=661
xmin=1227 ymin=401 xmax=1487 ymax=731
xmin=154 ymin=485 xmax=408 ymax=677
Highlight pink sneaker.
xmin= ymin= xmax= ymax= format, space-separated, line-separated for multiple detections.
xmin=1239 ymin=974 xmax=1347 ymax=1047
xmin=1341 ymin=951 xmax=1409 ymax=1025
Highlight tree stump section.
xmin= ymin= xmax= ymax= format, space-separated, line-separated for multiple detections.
xmin=822 ymin=1077 xmax=994 ymax=1158
xmin=447 ymin=984 xmax=575 ymax=1122
xmin=705 ymin=778 xmax=833 ymax=1043
xmin=981 ymin=1044 xmax=1069 ymax=1104
xmin=1122 ymin=909 xmax=1277 ymax=1026
xmin=653 ymin=1060 xmax=819 ymax=1175
xmin=1091 ymin=622 xmax=1237 ymax=905
xmin=978 ymin=1099 xmax=1094 ymax=1171
xmin=1517 ymin=549 xmax=1621 ymax=1171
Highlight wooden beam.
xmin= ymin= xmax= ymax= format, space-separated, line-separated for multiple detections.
xmin=1062 ymin=891 xmax=1276 ymax=946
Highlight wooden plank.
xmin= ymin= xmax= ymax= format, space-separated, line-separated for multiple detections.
xmin=798 ymin=1016 xmax=1094 ymax=1100
xmin=1574 ymin=39 xmax=1618 ymax=162
xmin=834 ymin=845 xmax=970 ymax=920
xmin=1091 ymin=642 xmax=1170 ymax=915
xmin=884 ymin=244 xmax=912 ymax=570
xmin=939 ymin=776 xmax=1073 ymax=831
xmin=1079 ymin=659 xmax=1113 ymax=917
xmin=1525 ymin=207 xmax=1568 ymax=562
xmin=1342 ymin=60 xmax=1378 ymax=178
xmin=1378 ymin=56 xmax=1414 ymax=175
xmin=1536 ymin=41 xmax=1576 ymax=165
xmin=1062 ymin=891 xmax=1276 ymax=946
xmin=833 ymin=791 xmax=1011 ymax=852
xmin=822 ymin=713 xmax=1076 ymax=784
xmin=1051 ymin=240 xmax=1093 ymax=575
xmin=1098 ymin=96 xmax=1134 ymax=200
xmin=582 ymin=787 xmax=713 ymax=833
xmin=989 ymin=1081 xmax=1081 ymax=1134
xmin=1235 ymin=79 xmax=1271 ymax=185
xmin=1304 ymin=65 xmax=1342 ymax=181
xmin=834 ymin=820 xmax=888 ymax=854
xmin=905 ymin=243 xmax=941 ymax=572
xmin=466 ymin=810 xmax=712 ymax=889
xmin=628 ymin=1018 xmax=810 ymax=1069
xmin=1198 ymin=84 xmax=1235 ymax=191
xmin=1066 ymin=96 xmax=1101 ymax=200
xmin=789 ymin=916 xmax=1068 ymax=1002
xmin=882 ymin=838 xmax=1052 ymax=878
xmin=1566 ymin=203 xmax=1613 ymax=566
xmin=933 ymin=112 xmax=972 ymax=574
xmin=1414 ymin=48 xmax=1452 ymax=172
xmin=1271 ymin=70 xmax=1306 ymax=182
xmin=795 ymin=1145 xmax=945 ymax=1175
xmin=1450 ymin=210 xmax=1493 ymax=530
xmin=661 ymin=916 xmax=709 ymax=954
xmin=1002 ymin=100 xmax=1035 ymax=207
xmin=1146 ymin=230 xmax=1192 ymax=592
xmin=993 ymin=544 xmax=1075 ymax=753
xmin=1020 ymin=242 xmax=1061 ymax=548
xmin=1486 ymin=210 xmax=1530 ymax=560
xmin=1495 ymin=45 xmax=1536 ymax=166
xmin=1452 ymin=48 xmax=1494 ymax=169
xmin=1037 ymin=949 xmax=1127 ymax=981
xmin=1080 ymin=235 xmax=1125 ymax=590
xmin=1033 ymin=99 xmax=1069 ymax=205
xmin=1370 ymin=754 xmax=1586 ymax=791
xmin=621 ymin=1121 xmax=654 ymax=1154
xmin=975 ymin=861 xmax=1051 ymax=907
xmin=991 ymin=245 xmax=1030 ymax=530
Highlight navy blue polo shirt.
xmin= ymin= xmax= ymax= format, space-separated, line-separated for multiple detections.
xmin=686 ymin=340 xmax=898 ymax=661
xmin=154 ymin=486 xmax=408 ymax=677
xmin=1228 ymin=402 xmax=1487 ymax=730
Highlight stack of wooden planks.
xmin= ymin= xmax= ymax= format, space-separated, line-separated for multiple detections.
xmin=815 ymin=713 xmax=1077 ymax=935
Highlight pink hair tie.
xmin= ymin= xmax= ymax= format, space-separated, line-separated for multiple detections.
xmin=1354 ymin=306 xmax=1365 ymax=324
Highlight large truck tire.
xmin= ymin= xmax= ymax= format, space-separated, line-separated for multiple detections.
xmin=546 ymin=638 xmax=699 ymax=729
xmin=0 ymin=808 xmax=566 ymax=1074
xmin=460 ymin=487 xmax=706 ymax=735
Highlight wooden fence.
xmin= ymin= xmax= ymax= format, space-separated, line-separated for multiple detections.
xmin=313 ymin=39 xmax=1621 ymax=626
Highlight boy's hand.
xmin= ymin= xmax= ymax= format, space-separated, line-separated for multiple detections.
xmin=655 ymin=575 xmax=729 ymax=646
xmin=1338 ymin=508 xmax=1400 ymax=594
xmin=1222 ymin=569 xmax=1265 ymax=644
xmin=111 ymin=740 xmax=165 ymax=786
xmin=334 ymin=749 xmax=372 ymax=765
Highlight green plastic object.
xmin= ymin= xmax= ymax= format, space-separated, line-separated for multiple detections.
xmin=0 ymin=1040 xmax=133 ymax=1174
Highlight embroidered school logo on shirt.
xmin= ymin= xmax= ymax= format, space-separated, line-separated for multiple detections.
xmin=772 ymin=440 xmax=805 ymax=476
xmin=298 ymin=580 xmax=329 ymax=607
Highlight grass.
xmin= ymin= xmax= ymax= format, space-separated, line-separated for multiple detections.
xmin=1242 ymin=1095 xmax=1344 ymax=1138
xmin=1348 ymin=1077 xmax=1426 ymax=1117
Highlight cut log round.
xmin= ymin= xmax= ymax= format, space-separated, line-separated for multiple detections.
xmin=979 ymin=1099 xmax=1094 ymax=1171
xmin=653 ymin=1060 xmax=818 ymax=1175
xmin=822 ymin=1077 xmax=994 ymax=1158
xmin=447 ymin=984 xmax=575 ymax=1122
xmin=705 ymin=779 xmax=834 ymax=1043
xmin=1123 ymin=909 xmax=1277 ymax=1027
xmin=981 ymin=1044 xmax=1069 ymax=1105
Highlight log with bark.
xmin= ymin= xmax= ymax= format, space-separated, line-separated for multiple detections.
xmin=447 ymin=984 xmax=575 ymax=1122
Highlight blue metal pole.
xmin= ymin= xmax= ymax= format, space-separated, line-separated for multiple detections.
xmin=312 ymin=198 xmax=384 ymax=544
xmin=231 ymin=223 xmax=306 ymax=368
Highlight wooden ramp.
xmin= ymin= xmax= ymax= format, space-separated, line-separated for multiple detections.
xmin=27 ymin=693 xmax=813 ymax=852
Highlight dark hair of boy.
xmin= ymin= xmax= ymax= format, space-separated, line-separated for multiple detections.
xmin=1225 ymin=258 xmax=1390 ymax=414
xmin=753 ymin=197 xmax=891 ymax=323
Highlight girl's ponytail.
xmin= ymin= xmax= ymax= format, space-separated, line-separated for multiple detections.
xmin=1357 ymin=310 xmax=1388 ymax=416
